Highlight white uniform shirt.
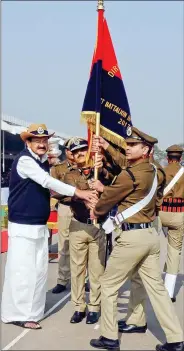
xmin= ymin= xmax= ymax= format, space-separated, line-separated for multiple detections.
xmin=8 ymin=148 xmax=76 ymax=239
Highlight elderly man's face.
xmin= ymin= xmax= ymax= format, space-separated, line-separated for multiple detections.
xmin=26 ymin=137 xmax=49 ymax=157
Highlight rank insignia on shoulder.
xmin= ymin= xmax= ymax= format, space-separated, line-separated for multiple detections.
xmin=55 ymin=162 xmax=62 ymax=167
xmin=126 ymin=126 xmax=132 ymax=136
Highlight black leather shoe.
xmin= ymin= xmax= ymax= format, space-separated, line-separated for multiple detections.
xmin=85 ymin=282 xmax=90 ymax=293
xmin=118 ymin=319 xmax=126 ymax=327
xmin=90 ymin=336 xmax=120 ymax=350
xmin=86 ymin=312 xmax=99 ymax=324
xmin=156 ymin=342 xmax=184 ymax=351
xmin=70 ymin=311 xmax=85 ymax=324
xmin=171 ymin=297 xmax=176 ymax=303
xmin=52 ymin=284 xmax=66 ymax=294
xmin=118 ymin=320 xmax=147 ymax=333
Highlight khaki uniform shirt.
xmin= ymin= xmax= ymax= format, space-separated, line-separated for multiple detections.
xmin=107 ymin=145 xmax=166 ymax=214
xmin=51 ymin=160 xmax=74 ymax=206
xmin=163 ymin=162 xmax=184 ymax=199
xmin=150 ymin=157 xmax=166 ymax=213
xmin=64 ymin=167 xmax=111 ymax=221
xmin=64 ymin=168 xmax=92 ymax=221
xmin=106 ymin=145 xmax=127 ymax=169
xmin=51 ymin=160 xmax=69 ymax=181
xmin=94 ymin=159 xmax=157 ymax=223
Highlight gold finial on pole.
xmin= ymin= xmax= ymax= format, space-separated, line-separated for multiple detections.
xmin=97 ymin=0 xmax=104 ymax=11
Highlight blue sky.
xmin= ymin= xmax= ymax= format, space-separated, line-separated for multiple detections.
xmin=2 ymin=1 xmax=183 ymax=149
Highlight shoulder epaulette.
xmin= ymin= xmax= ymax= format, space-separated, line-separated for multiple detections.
xmin=125 ymin=168 xmax=136 ymax=190
xmin=55 ymin=160 xmax=66 ymax=167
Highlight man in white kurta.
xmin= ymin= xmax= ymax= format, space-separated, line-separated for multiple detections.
xmin=1 ymin=123 xmax=97 ymax=330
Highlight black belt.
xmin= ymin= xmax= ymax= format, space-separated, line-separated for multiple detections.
xmin=122 ymin=223 xmax=152 ymax=231
xmin=162 ymin=201 xmax=184 ymax=208
xmin=74 ymin=216 xmax=102 ymax=225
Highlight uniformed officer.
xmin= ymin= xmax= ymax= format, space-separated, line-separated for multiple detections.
xmin=91 ymin=136 xmax=167 ymax=335
xmin=91 ymin=134 xmax=169 ymax=336
xmin=64 ymin=137 xmax=107 ymax=325
xmin=89 ymin=127 xmax=183 ymax=351
xmin=159 ymin=145 xmax=184 ymax=302
xmin=116 ymin=146 xmax=167 ymax=334
xmin=51 ymin=139 xmax=75 ymax=294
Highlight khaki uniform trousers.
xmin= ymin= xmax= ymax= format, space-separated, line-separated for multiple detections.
xmin=123 ymin=213 xmax=184 ymax=326
xmin=57 ymin=203 xmax=72 ymax=286
xmin=124 ymin=218 xmax=163 ymax=327
xmin=69 ymin=218 xmax=106 ymax=312
xmin=159 ymin=211 xmax=184 ymax=274
xmin=125 ymin=271 xmax=147 ymax=327
xmin=100 ymin=227 xmax=183 ymax=342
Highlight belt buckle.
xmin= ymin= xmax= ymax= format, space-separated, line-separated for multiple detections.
xmin=87 ymin=218 xmax=93 ymax=225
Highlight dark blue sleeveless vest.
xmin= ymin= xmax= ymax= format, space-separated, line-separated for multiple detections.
xmin=8 ymin=149 xmax=50 ymax=225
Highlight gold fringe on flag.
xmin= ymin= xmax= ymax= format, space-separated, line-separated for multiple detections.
xmin=81 ymin=111 xmax=97 ymax=125
xmin=81 ymin=111 xmax=127 ymax=149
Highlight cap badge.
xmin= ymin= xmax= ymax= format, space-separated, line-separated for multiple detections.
xmin=37 ymin=127 xmax=44 ymax=134
xmin=126 ymin=126 xmax=132 ymax=137
xmin=73 ymin=138 xmax=80 ymax=146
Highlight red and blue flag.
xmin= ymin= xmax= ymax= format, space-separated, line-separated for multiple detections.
xmin=81 ymin=5 xmax=132 ymax=147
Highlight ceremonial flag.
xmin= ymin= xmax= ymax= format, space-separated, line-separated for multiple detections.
xmin=81 ymin=2 xmax=132 ymax=148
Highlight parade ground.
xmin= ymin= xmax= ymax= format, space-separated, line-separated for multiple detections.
xmin=1 ymin=232 xmax=183 ymax=351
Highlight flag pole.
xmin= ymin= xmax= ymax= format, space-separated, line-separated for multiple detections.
xmin=93 ymin=0 xmax=104 ymax=225
xmin=94 ymin=112 xmax=100 ymax=180
xmin=94 ymin=0 xmax=104 ymax=180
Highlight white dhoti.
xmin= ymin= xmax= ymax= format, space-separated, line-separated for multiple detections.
xmin=1 ymin=222 xmax=49 ymax=323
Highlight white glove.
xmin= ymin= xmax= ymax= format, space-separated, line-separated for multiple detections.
xmin=102 ymin=217 xmax=115 ymax=234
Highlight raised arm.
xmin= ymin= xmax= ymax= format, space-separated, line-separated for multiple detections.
xmin=94 ymin=170 xmax=134 ymax=217
xmin=92 ymin=135 xmax=126 ymax=169
xmin=17 ymin=156 xmax=97 ymax=202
